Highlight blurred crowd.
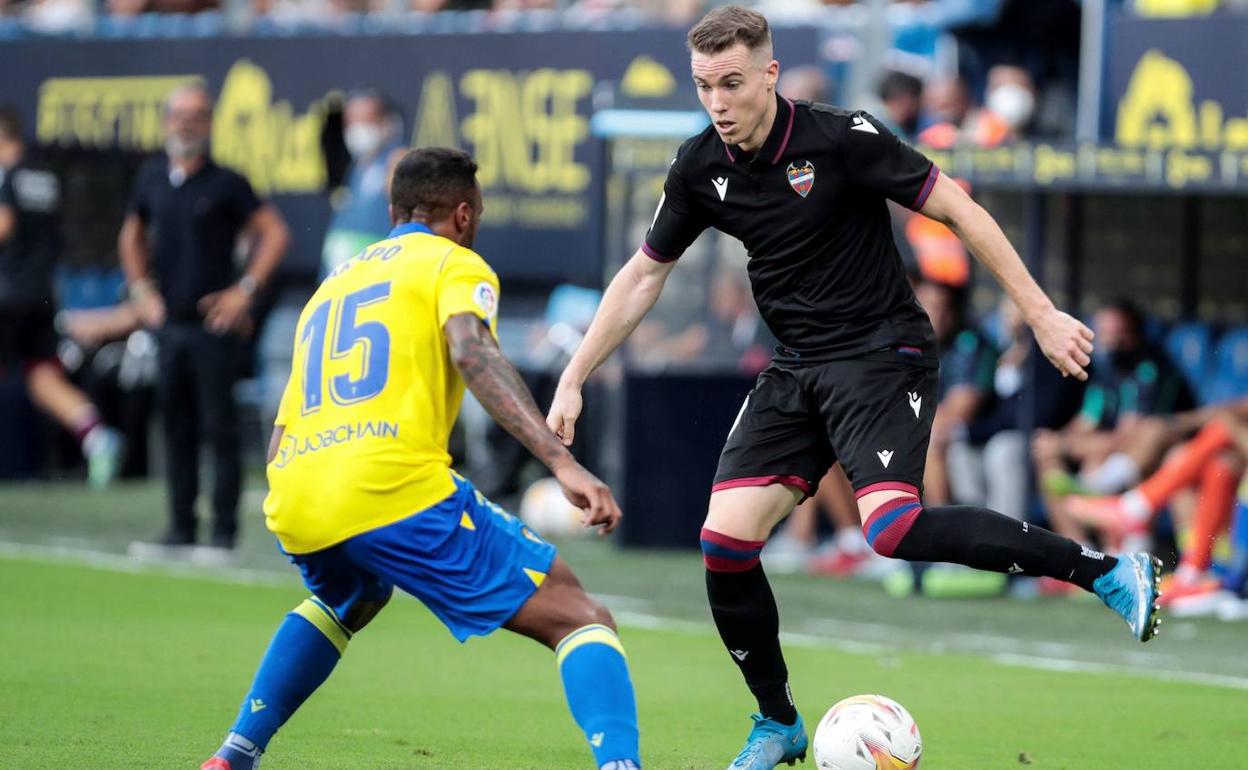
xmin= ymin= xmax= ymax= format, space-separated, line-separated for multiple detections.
xmin=4 ymin=0 xmax=1247 ymax=37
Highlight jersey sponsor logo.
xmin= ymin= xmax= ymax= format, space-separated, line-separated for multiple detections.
xmin=711 ymin=176 xmax=729 ymax=201
xmin=908 ymin=391 xmax=922 ymax=418
xmin=785 ymin=160 xmax=814 ymax=198
xmin=850 ymin=115 xmax=879 ymax=135
xmin=473 ymin=281 xmax=497 ymax=318
xmin=273 ymin=420 xmax=400 ymax=469
xmin=730 ymin=649 xmax=749 ymax=661
xmin=876 ymin=449 xmax=894 ymax=468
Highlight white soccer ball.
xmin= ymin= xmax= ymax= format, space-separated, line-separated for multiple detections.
xmin=812 ymin=694 xmax=922 ymax=770
xmin=518 ymin=477 xmax=587 ymax=537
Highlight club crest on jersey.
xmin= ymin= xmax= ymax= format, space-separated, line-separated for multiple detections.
xmin=786 ymin=160 xmax=814 ymax=198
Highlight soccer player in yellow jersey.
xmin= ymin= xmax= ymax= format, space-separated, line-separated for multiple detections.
xmin=202 ymin=148 xmax=642 ymax=770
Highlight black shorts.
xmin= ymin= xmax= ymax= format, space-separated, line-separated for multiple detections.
xmin=712 ymin=349 xmax=938 ymax=499
xmin=0 ymin=307 xmax=58 ymax=373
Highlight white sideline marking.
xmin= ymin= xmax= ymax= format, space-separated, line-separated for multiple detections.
xmin=0 ymin=540 xmax=291 ymax=587
xmin=5 ymin=541 xmax=1248 ymax=692
xmin=990 ymin=654 xmax=1248 ymax=692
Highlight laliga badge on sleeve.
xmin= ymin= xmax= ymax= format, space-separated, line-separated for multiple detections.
xmin=786 ymin=160 xmax=814 ymax=198
xmin=473 ymin=282 xmax=498 ymax=319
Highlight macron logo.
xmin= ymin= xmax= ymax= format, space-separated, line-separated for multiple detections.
xmin=712 ymin=176 xmax=729 ymax=201
xmin=250 ymin=698 xmax=267 ymax=714
xmin=730 ymin=649 xmax=749 ymax=661
xmin=908 ymin=392 xmax=922 ymax=418
xmin=850 ymin=115 xmax=879 ymax=134
xmin=877 ymin=450 xmax=894 ymax=468
xmin=1008 ymin=563 xmax=1024 ymax=575
xmin=590 ymin=733 xmax=605 ymax=748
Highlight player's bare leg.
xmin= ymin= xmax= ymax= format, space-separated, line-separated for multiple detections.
xmin=505 ymin=557 xmax=641 ymax=770
xmin=703 ymin=484 xmax=809 ymax=769
xmin=808 ymin=466 xmax=878 ymax=577
xmin=25 ymin=361 xmax=124 ymax=487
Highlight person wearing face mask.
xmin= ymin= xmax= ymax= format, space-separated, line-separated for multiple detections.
xmin=320 ymin=90 xmax=407 ymax=277
xmin=118 ymin=82 xmax=291 ymax=551
xmin=970 ymin=65 xmax=1036 ymax=146
xmin=1032 ymin=299 xmax=1194 ymax=547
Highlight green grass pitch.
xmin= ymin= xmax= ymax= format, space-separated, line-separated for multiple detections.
xmin=1 ymin=481 xmax=1246 ymax=768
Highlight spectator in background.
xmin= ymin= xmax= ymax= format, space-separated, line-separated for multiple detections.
xmin=1033 ymin=299 xmax=1194 ymax=543
xmin=1063 ymin=397 xmax=1248 ymax=600
xmin=0 ymin=106 xmax=125 ymax=487
xmin=321 ymin=90 xmax=407 ymax=276
xmin=966 ymin=64 xmax=1037 ymax=146
xmin=1080 ymin=412 xmax=1247 ymax=603
xmin=118 ymin=83 xmax=290 ymax=551
xmin=777 ymin=65 xmax=830 ymax=105
xmin=915 ymin=278 xmax=998 ymax=506
xmin=107 ymin=0 xmax=218 ymax=15
xmin=21 ymin=0 xmax=91 ymax=33
xmin=917 ymin=74 xmax=973 ymax=148
xmin=877 ymin=70 xmax=923 ymax=139
xmin=629 ymin=261 xmax=773 ymax=374
xmin=946 ymin=296 xmax=1085 ymax=521
xmin=696 ymin=264 xmax=774 ymax=375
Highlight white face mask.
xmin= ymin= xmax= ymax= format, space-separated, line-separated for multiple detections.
xmin=166 ymin=134 xmax=208 ymax=160
xmin=345 ymin=123 xmax=384 ymax=159
xmin=986 ymin=83 xmax=1035 ymax=130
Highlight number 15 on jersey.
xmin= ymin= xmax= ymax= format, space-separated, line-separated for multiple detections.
xmin=298 ymin=281 xmax=392 ymax=414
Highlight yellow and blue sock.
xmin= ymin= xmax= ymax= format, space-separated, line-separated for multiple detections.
xmin=556 ymin=624 xmax=640 ymax=769
xmin=216 ymin=597 xmax=351 ymax=762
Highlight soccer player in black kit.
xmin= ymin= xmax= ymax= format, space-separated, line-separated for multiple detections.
xmin=548 ymin=7 xmax=1162 ymax=769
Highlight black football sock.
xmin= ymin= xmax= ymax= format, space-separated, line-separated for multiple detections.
xmin=874 ymin=502 xmax=1117 ymax=592
xmin=702 ymin=527 xmax=797 ymax=725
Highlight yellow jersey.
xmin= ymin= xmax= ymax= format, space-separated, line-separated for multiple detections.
xmin=264 ymin=222 xmax=500 ymax=553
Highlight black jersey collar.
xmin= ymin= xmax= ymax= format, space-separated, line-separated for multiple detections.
xmin=723 ymin=93 xmax=795 ymax=167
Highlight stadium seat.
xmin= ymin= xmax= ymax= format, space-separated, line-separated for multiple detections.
xmin=1164 ymin=321 xmax=1214 ymax=396
xmin=1203 ymin=327 xmax=1248 ymax=405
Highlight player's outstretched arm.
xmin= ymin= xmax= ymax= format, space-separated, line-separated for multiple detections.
xmin=445 ymin=313 xmax=622 ymax=533
xmin=547 ymin=249 xmax=677 ymax=446
xmin=919 ymin=171 xmax=1095 ymax=381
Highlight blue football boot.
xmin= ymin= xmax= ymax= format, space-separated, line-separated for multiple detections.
xmin=1093 ymin=552 xmax=1163 ymax=642
xmin=726 ymin=713 xmax=808 ymax=770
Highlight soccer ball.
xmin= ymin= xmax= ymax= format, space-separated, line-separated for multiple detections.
xmin=812 ymin=694 xmax=922 ymax=770
xmin=518 ymin=477 xmax=588 ymax=537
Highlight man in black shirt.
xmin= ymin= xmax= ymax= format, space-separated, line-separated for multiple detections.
xmin=0 ymin=106 xmax=124 ymax=486
xmin=119 ymin=83 xmax=290 ymax=550
xmin=547 ymin=8 xmax=1163 ymax=768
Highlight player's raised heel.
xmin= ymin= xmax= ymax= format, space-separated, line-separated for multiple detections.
xmin=1093 ymin=552 xmax=1163 ymax=642
xmin=726 ymin=713 xmax=808 ymax=770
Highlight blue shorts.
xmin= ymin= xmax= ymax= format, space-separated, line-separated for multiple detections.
xmin=287 ymin=477 xmax=558 ymax=642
